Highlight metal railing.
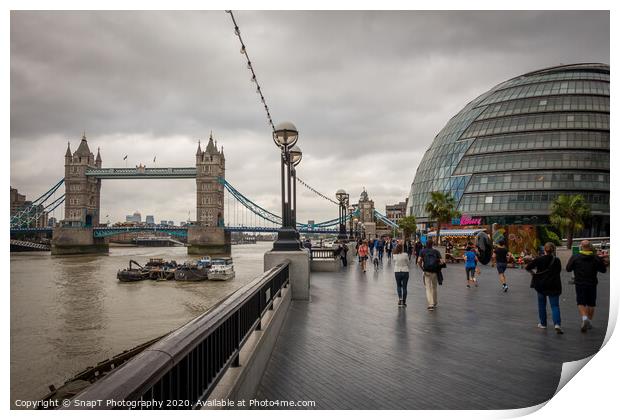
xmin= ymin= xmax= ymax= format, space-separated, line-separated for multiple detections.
xmin=309 ymin=248 xmax=338 ymax=260
xmin=69 ymin=263 xmax=289 ymax=410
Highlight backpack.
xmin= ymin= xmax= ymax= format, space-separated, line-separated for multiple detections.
xmin=423 ymin=249 xmax=441 ymax=272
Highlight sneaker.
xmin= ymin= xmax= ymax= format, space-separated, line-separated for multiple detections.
xmin=581 ymin=319 xmax=590 ymax=333
xmin=398 ymin=299 xmax=403 ymax=307
xmin=537 ymin=323 xmax=547 ymax=329
xmin=427 ymin=306 xmax=434 ymax=311
xmin=503 ymin=284 xmax=508 ymax=292
xmin=554 ymin=325 xmax=564 ymax=334
xmin=466 ymin=284 xmax=470 ymax=288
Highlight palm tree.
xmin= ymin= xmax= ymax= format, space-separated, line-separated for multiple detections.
xmin=424 ymin=191 xmax=461 ymax=245
xmin=397 ymin=215 xmax=417 ymax=241
xmin=549 ymin=194 xmax=591 ymax=249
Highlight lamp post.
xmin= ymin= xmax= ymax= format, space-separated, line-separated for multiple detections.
xmin=348 ymin=206 xmax=354 ymax=240
xmin=272 ymin=122 xmax=302 ymax=251
xmin=353 ymin=218 xmax=359 ymax=240
xmin=336 ymin=189 xmax=348 ymax=241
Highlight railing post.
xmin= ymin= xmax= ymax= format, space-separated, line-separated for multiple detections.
xmin=232 ymin=310 xmax=240 ymax=367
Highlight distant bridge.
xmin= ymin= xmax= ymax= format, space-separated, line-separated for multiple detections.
xmin=10 ymin=225 xmax=341 ymax=238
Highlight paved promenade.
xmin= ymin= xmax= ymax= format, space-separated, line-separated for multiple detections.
xmin=256 ymin=255 xmax=609 ymax=409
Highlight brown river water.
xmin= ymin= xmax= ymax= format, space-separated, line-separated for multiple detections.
xmin=10 ymin=242 xmax=272 ymax=407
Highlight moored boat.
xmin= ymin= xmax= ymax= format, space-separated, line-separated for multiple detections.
xmin=174 ymin=261 xmax=209 ymax=281
xmin=117 ymin=260 xmax=150 ymax=282
xmin=208 ymin=257 xmax=235 ymax=281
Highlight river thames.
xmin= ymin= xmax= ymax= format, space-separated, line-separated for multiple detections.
xmin=10 ymin=242 xmax=272 ymax=407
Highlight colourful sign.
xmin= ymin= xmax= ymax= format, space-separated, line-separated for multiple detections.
xmin=451 ymin=214 xmax=482 ymax=226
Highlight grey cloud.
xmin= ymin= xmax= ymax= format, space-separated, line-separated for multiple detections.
xmin=10 ymin=10 xmax=609 ymax=223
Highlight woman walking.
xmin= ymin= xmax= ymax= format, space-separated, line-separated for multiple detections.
xmin=393 ymin=244 xmax=410 ymax=307
xmin=526 ymin=242 xmax=563 ymax=334
xmin=358 ymin=240 xmax=369 ymax=273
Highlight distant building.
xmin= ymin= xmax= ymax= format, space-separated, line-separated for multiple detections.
xmin=48 ymin=217 xmax=57 ymax=227
xmin=180 ymin=221 xmax=187 ymax=226
xmin=168 ymin=220 xmax=174 ymax=226
xmin=386 ymin=200 xmax=408 ymax=223
xmin=10 ymin=187 xmax=48 ymax=228
xmin=160 ymin=220 xmax=167 ymax=226
xmin=145 ymin=215 xmax=155 ymax=225
xmin=126 ymin=211 xmax=142 ymax=223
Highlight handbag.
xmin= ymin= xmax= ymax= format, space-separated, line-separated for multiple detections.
xmin=529 ymin=256 xmax=556 ymax=291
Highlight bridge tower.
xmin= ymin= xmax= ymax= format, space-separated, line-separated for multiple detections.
xmin=52 ymin=134 xmax=108 ymax=255
xmin=188 ymin=133 xmax=231 ymax=256
xmin=63 ymin=134 xmax=102 ymax=227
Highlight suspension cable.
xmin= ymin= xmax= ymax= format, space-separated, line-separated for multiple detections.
xmin=296 ymin=177 xmax=340 ymax=206
xmin=225 ymin=10 xmax=275 ymax=132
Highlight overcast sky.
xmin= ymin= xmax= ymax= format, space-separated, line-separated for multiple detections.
xmin=10 ymin=10 xmax=609 ymax=224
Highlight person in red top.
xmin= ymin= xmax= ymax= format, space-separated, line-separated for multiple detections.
xmin=357 ymin=240 xmax=369 ymax=273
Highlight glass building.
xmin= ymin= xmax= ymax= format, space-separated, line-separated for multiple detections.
xmin=407 ymin=63 xmax=609 ymax=236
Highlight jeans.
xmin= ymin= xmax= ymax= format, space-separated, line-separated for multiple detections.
xmin=395 ymin=272 xmax=409 ymax=301
xmin=537 ymin=293 xmax=561 ymax=326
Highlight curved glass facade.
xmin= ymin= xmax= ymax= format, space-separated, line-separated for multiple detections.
xmin=407 ymin=63 xmax=609 ymax=235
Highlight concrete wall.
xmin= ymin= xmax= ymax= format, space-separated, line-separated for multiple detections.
xmin=187 ymin=226 xmax=231 ymax=256
xmin=265 ymin=251 xmax=310 ymax=301
xmin=310 ymin=258 xmax=340 ymax=272
xmin=51 ymin=227 xmax=109 ymax=255
xmin=204 ymin=284 xmax=291 ymax=408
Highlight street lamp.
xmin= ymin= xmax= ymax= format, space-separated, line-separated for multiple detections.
xmin=336 ymin=189 xmax=348 ymax=241
xmin=348 ymin=206 xmax=354 ymax=240
xmin=272 ymin=122 xmax=302 ymax=251
xmin=289 ymin=145 xmax=302 ymax=228
xmin=353 ymin=217 xmax=359 ymax=240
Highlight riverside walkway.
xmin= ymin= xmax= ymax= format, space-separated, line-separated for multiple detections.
xmin=257 ymin=257 xmax=609 ymax=409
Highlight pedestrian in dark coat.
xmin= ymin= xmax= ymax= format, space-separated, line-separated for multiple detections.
xmin=526 ymin=242 xmax=563 ymax=334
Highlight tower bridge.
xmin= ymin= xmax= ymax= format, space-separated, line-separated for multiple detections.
xmin=10 ymin=134 xmax=397 ymax=255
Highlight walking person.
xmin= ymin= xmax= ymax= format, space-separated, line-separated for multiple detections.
xmin=526 ymin=242 xmax=563 ymax=334
xmin=492 ymin=239 xmax=510 ymax=292
xmin=377 ymin=236 xmax=384 ymax=262
xmin=338 ymin=241 xmax=349 ymax=267
xmin=385 ymin=237 xmax=393 ymax=260
xmin=393 ymin=244 xmax=410 ymax=307
xmin=358 ymin=240 xmax=369 ymax=273
xmin=566 ymin=240 xmax=607 ymax=333
xmin=414 ymin=239 xmax=424 ymax=261
xmin=464 ymin=242 xmax=479 ymax=288
xmin=368 ymin=237 xmax=375 ymax=258
xmin=417 ymin=239 xmax=444 ymax=311
xmin=405 ymin=238 xmax=413 ymax=260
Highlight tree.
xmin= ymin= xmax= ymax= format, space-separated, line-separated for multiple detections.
xmin=549 ymin=194 xmax=591 ymax=249
xmin=424 ymin=191 xmax=461 ymax=245
xmin=397 ymin=215 xmax=417 ymax=240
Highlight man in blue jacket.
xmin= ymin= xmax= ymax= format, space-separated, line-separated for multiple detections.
xmin=566 ymin=240 xmax=607 ymax=333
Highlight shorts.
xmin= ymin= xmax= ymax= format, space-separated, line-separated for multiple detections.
xmin=496 ymin=262 xmax=507 ymax=274
xmin=466 ymin=267 xmax=476 ymax=280
xmin=575 ymin=284 xmax=597 ymax=307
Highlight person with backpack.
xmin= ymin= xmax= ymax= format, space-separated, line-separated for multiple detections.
xmin=464 ymin=242 xmax=479 ymax=288
xmin=566 ymin=240 xmax=607 ymax=333
xmin=417 ymin=239 xmax=444 ymax=311
xmin=393 ymin=243 xmax=410 ymax=307
xmin=492 ymin=239 xmax=509 ymax=292
xmin=526 ymin=242 xmax=563 ymax=334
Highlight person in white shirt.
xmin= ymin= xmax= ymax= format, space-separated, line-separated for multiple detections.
xmin=393 ymin=243 xmax=410 ymax=307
